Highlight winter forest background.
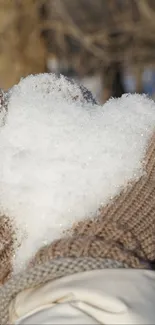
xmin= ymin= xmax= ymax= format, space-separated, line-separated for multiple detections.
xmin=1 ymin=0 xmax=155 ymax=102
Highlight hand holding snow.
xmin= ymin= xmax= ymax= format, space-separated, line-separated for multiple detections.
xmin=0 ymin=73 xmax=155 ymax=274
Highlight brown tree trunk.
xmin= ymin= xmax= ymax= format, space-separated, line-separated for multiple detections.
xmin=102 ymin=62 xmax=125 ymax=102
xmin=0 ymin=1 xmax=47 ymax=89
xmin=134 ymin=67 xmax=143 ymax=94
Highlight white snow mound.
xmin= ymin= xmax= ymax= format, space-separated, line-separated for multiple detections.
xmin=0 ymin=73 xmax=155 ymax=274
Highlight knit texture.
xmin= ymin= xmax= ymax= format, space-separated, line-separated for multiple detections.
xmin=0 ymin=89 xmax=13 ymax=284
xmin=0 ymin=128 xmax=155 ymax=285
xmin=0 ymin=257 xmax=126 ymax=325
xmin=0 ymin=78 xmax=155 ymax=323
xmin=31 ymin=132 xmax=155 ymax=270
xmin=0 ymin=216 xmax=14 ymax=284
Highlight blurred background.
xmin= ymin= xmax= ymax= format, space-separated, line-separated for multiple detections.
xmin=1 ymin=0 xmax=155 ymax=102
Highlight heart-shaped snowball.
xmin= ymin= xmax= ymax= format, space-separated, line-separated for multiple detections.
xmin=0 ymin=73 xmax=155 ymax=273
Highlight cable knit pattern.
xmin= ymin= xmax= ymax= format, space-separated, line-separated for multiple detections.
xmin=31 ymin=132 xmax=155 ymax=270
xmin=0 ymin=257 xmax=126 ymax=325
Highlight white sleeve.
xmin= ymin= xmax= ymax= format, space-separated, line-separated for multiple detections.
xmin=12 ymin=269 xmax=155 ymax=325
xmin=15 ymin=302 xmax=99 ymax=325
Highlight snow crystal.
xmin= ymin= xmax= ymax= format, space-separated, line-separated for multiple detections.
xmin=0 ymin=73 xmax=155 ymax=274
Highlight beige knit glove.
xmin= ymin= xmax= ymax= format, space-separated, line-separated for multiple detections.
xmin=0 ymin=78 xmax=97 ymax=284
xmin=0 ymin=90 xmax=13 ymax=284
xmin=1 ymin=75 xmax=155 ymax=283
xmin=32 ymin=131 xmax=155 ymax=270
xmin=0 ymin=216 xmax=13 ymax=284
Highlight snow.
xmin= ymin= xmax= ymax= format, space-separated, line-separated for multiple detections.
xmin=0 ymin=73 xmax=155 ymax=274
